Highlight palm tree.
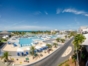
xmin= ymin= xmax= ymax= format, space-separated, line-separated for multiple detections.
xmin=73 ymin=34 xmax=86 ymax=66
xmin=56 ymin=38 xmax=60 ymax=42
xmin=1 ymin=52 xmax=9 ymax=62
xmin=65 ymin=35 xmax=68 ymax=39
xmin=69 ymin=31 xmax=77 ymax=38
xmin=68 ymin=35 xmax=71 ymax=38
xmin=61 ymin=39 xmax=65 ymax=43
xmin=72 ymin=53 xmax=77 ymax=66
xmin=46 ymin=44 xmax=52 ymax=53
xmin=73 ymin=34 xmax=86 ymax=50
xmin=30 ymin=46 xmax=35 ymax=56
xmin=46 ymin=44 xmax=52 ymax=49
xmin=53 ymin=43 xmax=58 ymax=48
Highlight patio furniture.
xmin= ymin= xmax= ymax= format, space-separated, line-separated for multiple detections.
xmin=13 ymin=43 xmax=17 ymax=47
xmin=34 ymin=50 xmax=37 ymax=53
xmin=21 ymin=52 xmax=24 ymax=56
xmin=26 ymin=52 xmax=29 ymax=55
xmin=8 ymin=42 xmax=11 ymax=44
xmin=17 ymin=53 xmax=20 ymax=56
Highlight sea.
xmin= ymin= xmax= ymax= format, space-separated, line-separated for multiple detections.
xmin=0 ymin=30 xmax=50 ymax=32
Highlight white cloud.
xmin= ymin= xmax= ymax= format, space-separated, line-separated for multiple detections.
xmin=85 ymin=14 xmax=88 ymax=16
xmin=56 ymin=9 xmax=61 ymax=14
xmin=63 ymin=8 xmax=88 ymax=17
xmin=44 ymin=11 xmax=48 ymax=15
xmin=1 ymin=25 xmax=51 ymax=30
xmin=34 ymin=11 xmax=41 ymax=15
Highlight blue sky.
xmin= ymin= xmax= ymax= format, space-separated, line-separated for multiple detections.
xmin=0 ymin=0 xmax=88 ymax=31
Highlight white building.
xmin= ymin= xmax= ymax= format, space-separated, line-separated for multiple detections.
xmin=79 ymin=26 xmax=88 ymax=34
xmin=81 ymin=34 xmax=88 ymax=51
xmin=79 ymin=26 xmax=88 ymax=66
xmin=0 ymin=31 xmax=11 ymax=39
xmin=51 ymin=29 xmax=59 ymax=34
xmin=80 ymin=26 xmax=88 ymax=49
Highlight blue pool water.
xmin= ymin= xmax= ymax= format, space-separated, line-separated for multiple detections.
xmin=19 ymin=35 xmax=59 ymax=47
xmin=19 ymin=38 xmax=33 ymax=47
xmin=19 ymin=37 xmax=43 ymax=47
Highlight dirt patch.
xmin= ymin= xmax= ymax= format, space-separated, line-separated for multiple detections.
xmin=59 ymin=59 xmax=75 ymax=66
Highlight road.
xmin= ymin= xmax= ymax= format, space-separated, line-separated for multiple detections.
xmin=0 ymin=38 xmax=73 ymax=66
xmin=29 ymin=38 xmax=74 ymax=66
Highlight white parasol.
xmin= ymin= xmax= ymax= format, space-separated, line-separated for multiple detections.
xmin=35 ymin=46 xmax=41 ymax=49
xmin=17 ymin=48 xmax=24 ymax=52
xmin=26 ymin=48 xmax=30 ymax=50
xmin=41 ymin=44 xmax=46 ymax=47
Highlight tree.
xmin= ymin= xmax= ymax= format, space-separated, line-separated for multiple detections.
xmin=1 ymin=52 xmax=9 ymax=62
xmin=65 ymin=35 xmax=68 ymax=39
xmin=53 ymin=43 xmax=58 ymax=48
xmin=73 ymin=34 xmax=86 ymax=66
xmin=61 ymin=39 xmax=65 ymax=43
xmin=72 ymin=53 xmax=77 ymax=66
xmin=69 ymin=31 xmax=77 ymax=37
xmin=30 ymin=46 xmax=35 ymax=56
xmin=73 ymin=34 xmax=86 ymax=50
xmin=56 ymin=38 xmax=60 ymax=42
xmin=46 ymin=44 xmax=52 ymax=49
xmin=46 ymin=44 xmax=52 ymax=53
xmin=68 ymin=35 xmax=71 ymax=38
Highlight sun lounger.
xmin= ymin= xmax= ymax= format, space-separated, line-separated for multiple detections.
xmin=13 ymin=44 xmax=17 ymax=47
xmin=21 ymin=52 xmax=24 ymax=56
xmin=34 ymin=50 xmax=37 ymax=53
xmin=17 ymin=53 xmax=20 ymax=56
xmin=8 ymin=42 xmax=11 ymax=44
xmin=26 ymin=52 xmax=29 ymax=55
xmin=40 ymin=48 xmax=43 ymax=51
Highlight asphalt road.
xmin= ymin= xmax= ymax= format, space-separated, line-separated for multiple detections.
xmin=29 ymin=38 xmax=74 ymax=66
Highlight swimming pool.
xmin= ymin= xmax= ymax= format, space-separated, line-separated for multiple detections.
xmin=19 ymin=38 xmax=33 ymax=47
xmin=19 ymin=35 xmax=59 ymax=47
xmin=19 ymin=37 xmax=44 ymax=47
